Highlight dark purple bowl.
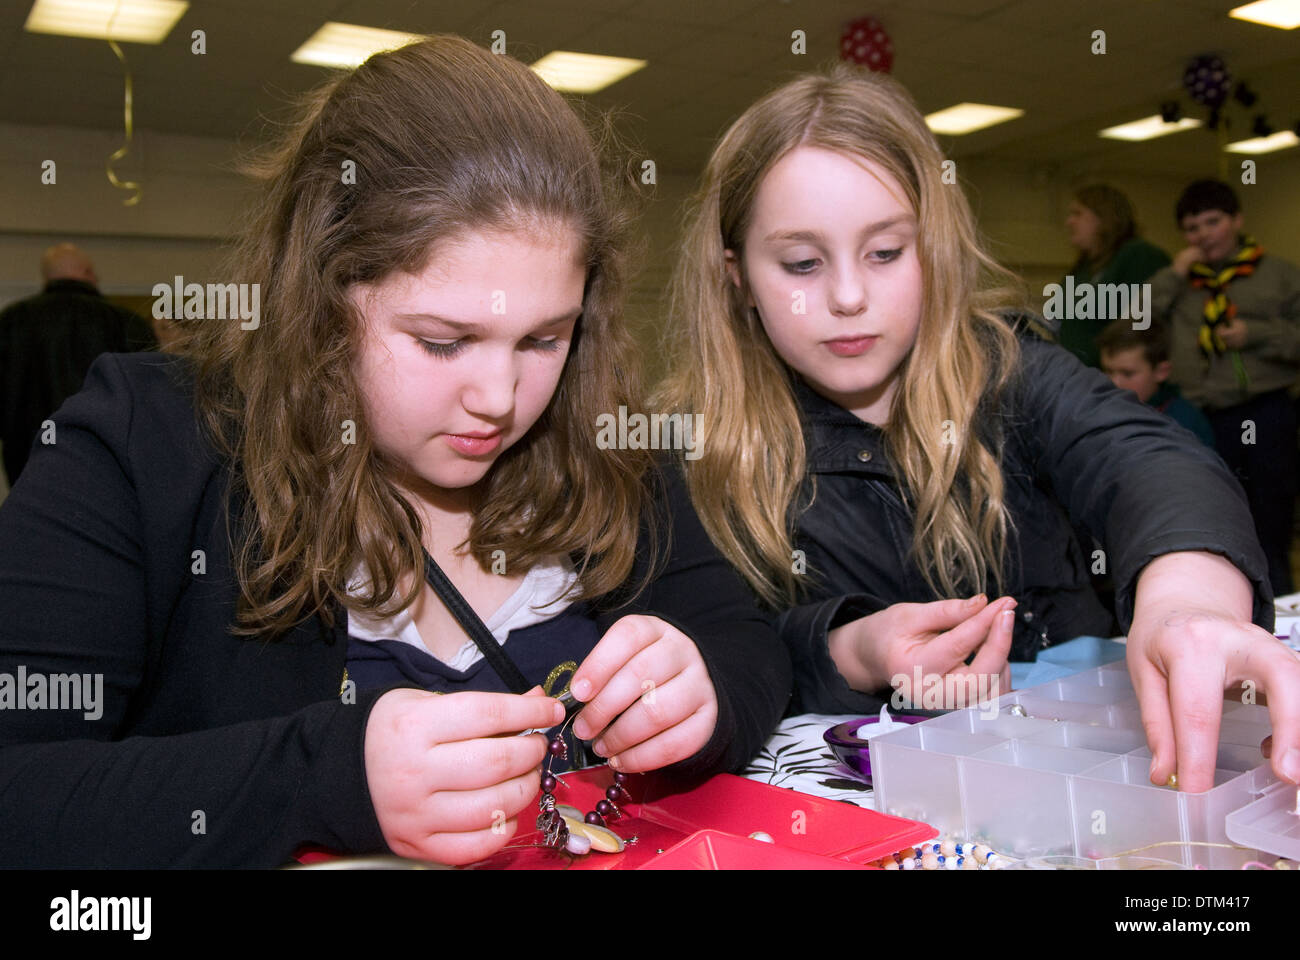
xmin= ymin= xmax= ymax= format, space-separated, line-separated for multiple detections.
xmin=823 ymin=716 xmax=925 ymax=784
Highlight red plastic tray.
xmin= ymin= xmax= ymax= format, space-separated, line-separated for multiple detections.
xmin=466 ymin=767 xmax=933 ymax=870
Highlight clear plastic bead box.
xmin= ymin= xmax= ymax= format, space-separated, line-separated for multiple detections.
xmin=868 ymin=662 xmax=1283 ymax=868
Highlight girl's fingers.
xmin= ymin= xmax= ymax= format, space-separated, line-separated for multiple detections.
xmin=1165 ymin=655 xmax=1227 ymax=793
xmin=966 ymin=605 xmax=1015 ymax=680
xmin=569 ymin=616 xmax=664 ymax=728
xmin=603 ymin=705 xmax=718 ymax=774
xmin=589 ymin=668 xmax=710 ymax=760
xmin=423 ymin=733 xmax=548 ymax=792
xmin=427 ymin=691 xmax=564 ymax=745
xmin=418 ymin=763 xmax=543 ymax=834
xmin=1246 ymin=642 xmax=1300 ymax=783
xmin=394 ymin=820 xmax=519 ymax=866
xmin=574 ymin=638 xmax=691 ymax=742
xmin=1130 ymin=654 xmax=1178 ymax=787
xmin=924 ymin=597 xmax=1014 ymax=672
xmin=902 ymin=596 xmax=988 ymax=636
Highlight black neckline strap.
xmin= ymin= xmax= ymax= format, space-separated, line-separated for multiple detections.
xmin=421 ymin=548 xmax=532 ymax=694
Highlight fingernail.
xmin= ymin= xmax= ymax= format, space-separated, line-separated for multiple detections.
xmin=552 ymin=702 xmax=565 ymax=724
xmin=1281 ymin=748 xmax=1300 ymax=783
xmin=572 ymin=678 xmax=591 ymax=701
xmin=1148 ymin=757 xmax=1158 ymax=782
xmin=573 ymin=718 xmax=588 ymax=740
xmin=966 ymin=595 xmax=983 ymax=607
xmin=607 ymin=755 xmax=621 ymax=771
xmin=591 ymin=739 xmax=607 ymax=757
xmin=1001 ymin=609 xmax=1016 ymax=626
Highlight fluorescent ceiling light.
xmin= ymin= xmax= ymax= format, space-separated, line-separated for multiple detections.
xmin=924 ymin=103 xmax=1023 ymax=135
xmin=1099 ymin=115 xmax=1203 ymax=141
xmin=291 ymin=22 xmax=424 ymax=69
xmin=530 ymin=51 xmax=647 ymax=93
xmin=1225 ymin=130 xmax=1299 ymax=153
xmin=24 ymin=0 xmax=188 ymax=43
xmin=1229 ymin=0 xmax=1300 ymax=29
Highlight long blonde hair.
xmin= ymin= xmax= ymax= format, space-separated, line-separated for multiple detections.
xmin=656 ymin=64 xmax=1027 ymax=608
xmin=175 ymin=35 xmax=651 ymax=637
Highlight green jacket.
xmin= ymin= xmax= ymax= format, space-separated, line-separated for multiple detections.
xmin=1057 ymin=238 xmax=1170 ymax=369
xmin=1150 ymin=249 xmax=1300 ymax=410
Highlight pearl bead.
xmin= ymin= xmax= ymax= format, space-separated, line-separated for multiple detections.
xmin=902 ymin=858 xmax=916 ymax=870
xmin=595 ymin=799 xmax=613 ymax=818
xmin=939 ymin=840 xmax=957 ymax=857
xmin=921 ymin=852 xmax=939 ymax=870
xmin=584 ymin=811 xmax=605 ymax=826
xmin=884 ymin=860 xmax=900 ymax=869
xmin=943 ymin=856 xmax=957 ymax=870
xmin=547 ymin=738 xmax=566 ymax=757
xmin=961 ymin=857 xmax=979 ymax=870
xmin=541 ymin=774 xmax=557 ymax=793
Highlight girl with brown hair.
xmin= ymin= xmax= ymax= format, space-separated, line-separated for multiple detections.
xmin=0 ymin=36 xmax=788 ymax=867
xmin=1060 ymin=184 xmax=1170 ymax=367
xmin=657 ymin=64 xmax=1299 ymax=796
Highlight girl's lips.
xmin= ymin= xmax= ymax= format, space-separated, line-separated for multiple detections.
xmin=445 ymin=432 xmax=502 ymax=455
xmin=826 ymin=336 xmax=878 ymax=358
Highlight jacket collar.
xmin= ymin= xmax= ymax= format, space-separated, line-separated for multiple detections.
xmin=43 ymin=278 xmax=101 ymax=297
xmin=792 ymin=375 xmax=894 ymax=476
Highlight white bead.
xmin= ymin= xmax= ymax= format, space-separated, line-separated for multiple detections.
xmin=944 ymin=855 xmax=958 ymax=869
xmin=902 ymin=858 xmax=916 ymax=870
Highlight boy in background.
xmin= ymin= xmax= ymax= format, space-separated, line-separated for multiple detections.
xmin=1098 ymin=319 xmax=1215 ymax=448
xmin=1149 ymin=179 xmax=1300 ymax=594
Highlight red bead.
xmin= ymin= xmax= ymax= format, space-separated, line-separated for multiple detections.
xmin=541 ymin=774 xmax=557 ymax=793
xmin=613 ymin=772 xmax=627 ymax=786
xmin=595 ymin=799 xmax=613 ymax=817
xmin=584 ymin=811 xmax=605 ymax=826
xmin=548 ymin=738 xmax=566 ymax=757
xmin=606 ymin=785 xmax=623 ymax=802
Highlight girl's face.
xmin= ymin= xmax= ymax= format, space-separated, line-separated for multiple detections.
xmin=350 ymin=225 xmax=585 ymax=501
xmin=1065 ymin=201 xmax=1102 ymax=256
xmin=730 ymin=146 xmax=924 ymax=425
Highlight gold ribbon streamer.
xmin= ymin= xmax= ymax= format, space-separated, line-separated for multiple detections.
xmin=542 ymin=661 xmax=578 ymax=699
xmin=105 ymin=38 xmax=142 ymax=206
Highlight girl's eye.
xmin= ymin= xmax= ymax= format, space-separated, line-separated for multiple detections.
xmin=528 ymin=337 xmax=562 ymax=353
xmin=782 ymin=259 xmax=820 ymax=275
xmin=416 ymin=339 xmax=464 ymax=358
xmin=870 ymin=248 xmax=903 ymax=263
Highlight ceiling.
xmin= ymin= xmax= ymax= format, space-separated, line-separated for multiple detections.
xmin=0 ymin=0 xmax=1297 ymax=176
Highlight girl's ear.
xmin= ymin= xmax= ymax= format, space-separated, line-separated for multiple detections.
xmin=1154 ymin=360 xmax=1172 ymax=383
xmin=723 ymin=249 xmax=753 ymax=307
xmin=723 ymin=249 xmax=742 ymax=290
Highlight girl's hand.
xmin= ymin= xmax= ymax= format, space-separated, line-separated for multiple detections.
xmin=1128 ymin=552 xmax=1300 ymax=792
xmin=568 ymin=615 xmax=719 ymax=773
xmin=828 ymin=595 xmax=1015 ymax=704
xmin=363 ymin=687 xmax=563 ymax=865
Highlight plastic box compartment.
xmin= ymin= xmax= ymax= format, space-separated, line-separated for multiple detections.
xmin=870 ymin=666 xmax=1282 ymax=868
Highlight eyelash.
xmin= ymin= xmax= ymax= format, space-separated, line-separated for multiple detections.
xmin=416 ymin=337 xmax=562 ymax=358
xmin=782 ymin=249 xmax=903 ymax=274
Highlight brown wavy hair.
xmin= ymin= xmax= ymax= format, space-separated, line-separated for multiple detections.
xmin=1070 ymin=183 xmax=1138 ymax=271
xmin=655 ymin=64 xmax=1027 ymax=608
xmin=173 ymin=35 xmax=651 ymax=637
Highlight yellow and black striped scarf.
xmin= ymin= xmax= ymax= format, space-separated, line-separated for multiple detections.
xmin=1189 ymin=237 xmax=1262 ymax=388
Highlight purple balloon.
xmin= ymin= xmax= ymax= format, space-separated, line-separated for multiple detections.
xmin=1183 ymin=54 xmax=1232 ymax=108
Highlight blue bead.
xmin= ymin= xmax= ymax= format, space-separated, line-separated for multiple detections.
xmin=937 ymin=854 xmax=946 ymax=864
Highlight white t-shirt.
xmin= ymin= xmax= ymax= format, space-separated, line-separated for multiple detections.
xmin=344 ymin=555 xmax=580 ymax=670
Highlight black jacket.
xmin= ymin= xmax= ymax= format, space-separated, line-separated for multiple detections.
xmin=0 ymin=352 xmax=790 ymax=867
xmin=777 ymin=325 xmax=1272 ymax=715
xmin=0 ymin=278 xmax=157 ymax=483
